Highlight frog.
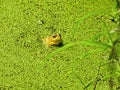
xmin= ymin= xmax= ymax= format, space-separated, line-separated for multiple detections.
xmin=42 ymin=34 xmax=63 ymax=47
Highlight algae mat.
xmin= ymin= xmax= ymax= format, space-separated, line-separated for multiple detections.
xmin=0 ymin=0 xmax=117 ymax=90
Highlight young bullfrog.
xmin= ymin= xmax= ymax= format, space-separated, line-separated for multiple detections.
xmin=42 ymin=34 xmax=63 ymax=47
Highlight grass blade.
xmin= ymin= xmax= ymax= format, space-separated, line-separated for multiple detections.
xmin=72 ymin=12 xmax=99 ymax=40
xmin=45 ymin=41 xmax=112 ymax=61
xmin=102 ymin=20 xmax=113 ymax=44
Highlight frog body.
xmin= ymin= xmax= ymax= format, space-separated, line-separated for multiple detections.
xmin=43 ymin=34 xmax=62 ymax=47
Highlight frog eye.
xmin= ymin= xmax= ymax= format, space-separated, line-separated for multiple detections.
xmin=58 ymin=34 xmax=61 ymax=36
xmin=52 ymin=35 xmax=57 ymax=38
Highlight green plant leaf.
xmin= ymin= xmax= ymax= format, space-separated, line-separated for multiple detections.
xmin=45 ymin=41 xmax=112 ymax=61
xmin=102 ymin=20 xmax=113 ymax=44
xmin=83 ymin=78 xmax=95 ymax=90
xmin=72 ymin=12 xmax=100 ymax=40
